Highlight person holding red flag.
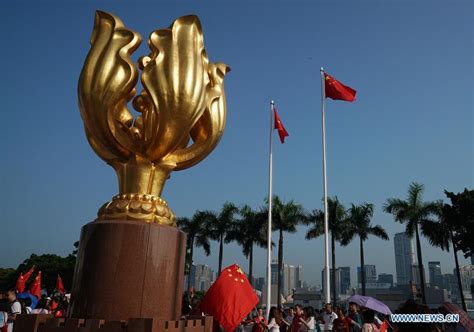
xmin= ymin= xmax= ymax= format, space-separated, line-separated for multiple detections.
xmin=15 ymin=266 xmax=35 ymax=293
xmin=200 ymin=264 xmax=259 ymax=332
xmin=29 ymin=271 xmax=41 ymax=298
xmin=55 ymin=275 xmax=65 ymax=294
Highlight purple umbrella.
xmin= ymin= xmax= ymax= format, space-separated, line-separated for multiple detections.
xmin=347 ymin=295 xmax=392 ymax=315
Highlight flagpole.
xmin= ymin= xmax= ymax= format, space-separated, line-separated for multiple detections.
xmin=320 ymin=68 xmax=331 ymax=305
xmin=266 ymin=100 xmax=274 ymax=319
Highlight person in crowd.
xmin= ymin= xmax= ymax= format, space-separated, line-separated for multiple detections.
xmin=291 ymin=305 xmax=304 ymax=332
xmin=346 ymin=302 xmax=363 ymax=332
xmin=19 ymin=298 xmax=31 ymax=314
xmin=332 ymin=307 xmax=349 ymax=332
xmin=268 ymin=306 xmax=290 ymax=332
xmin=285 ymin=307 xmax=295 ymax=327
xmin=6 ymin=290 xmax=22 ymax=332
xmin=299 ymin=306 xmax=317 ymax=332
xmin=321 ymin=304 xmax=338 ymax=331
xmin=251 ymin=307 xmax=268 ymax=332
xmin=361 ymin=309 xmax=378 ymax=332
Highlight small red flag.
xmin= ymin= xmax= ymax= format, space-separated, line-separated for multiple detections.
xmin=29 ymin=271 xmax=41 ymax=298
xmin=15 ymin=274 xmax=25 ymax=293
xmin=324 ymin=73 xmax=356 ymax=102
xmin=200 ymin=264 xmax=259 ymax=332
xmin=273 ymin=108 xmax=289 ymax=143
xmin=56 ymin=275 xmax=65 ymax=294
xmin=15 ymin=266 xmax=35 ymax=293
xmin=23 ymin=266 xmax=35 ymax=282
xmin=380 ymin=320 xmax=390 ymax=332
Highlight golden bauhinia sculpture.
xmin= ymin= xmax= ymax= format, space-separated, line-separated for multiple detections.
xmin=78 ymin=11 xmax=230 ymax=225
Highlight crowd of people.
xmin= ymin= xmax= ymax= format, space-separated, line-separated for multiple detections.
xmin=0 ymin=289 xmax=70 ymax=332
xmin=237 ymin=303 xmax=386 ymax=332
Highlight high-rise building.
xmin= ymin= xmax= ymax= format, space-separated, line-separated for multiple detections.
xmin=271 ymin=261 xmax=303 ymax=297
xmin=428 ymin=261 xmax=443 ymax=288
xmin=378 ymin=273 xmax=394 ymax=287
xmin=322 ymin=268 xmax=340 ymax=298
xmin=340 ymin=267 xmax=351 ymax=294
xmin=357 ymin=265 xmax=377 ymax=285
xmin=394 ymin=232 xmax=415 ymax=285
xmin=458 ymin=265 xmax=474 ymax=292
xmin=189 ymin=264 xmax=214 ymax=291
xmin=322 ymin=267 xmax=346 ymax=297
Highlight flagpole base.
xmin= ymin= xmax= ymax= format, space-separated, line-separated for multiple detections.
xmin=69 ymin=220 xmax=186 ymax=321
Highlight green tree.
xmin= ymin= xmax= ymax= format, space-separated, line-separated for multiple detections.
xmin=306 ymin=197 xmax=347 ymax=305
xmin=177 ymin=211 xmax=211 ymax=291
xmin=421 ymin=190 xmax=473 ymax=312
xmin=383 ymin=182 xmax=438 ymax=304
xmin=342 ymin=203 xmax=389 ymax=295
xmin=203 ymin=202 xmax=239 ymax=275
xmin=443 ymin=189 xmax=474 ymax=258
xmin=269 ymin=195 xmax=306 ymax=308
xmin=0 ymin=268 xmax=16 ymax=291
xmin=229 ymin=205 xmax=268 ymax=285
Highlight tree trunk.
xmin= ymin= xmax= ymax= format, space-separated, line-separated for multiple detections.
xmin=414 ymin=224 xmax=427 ymax=304
xmin=249 ymin=244 xmax=254 ymax=287
xmin=277 ymin=228 xmax=283 ymax=309
xmin=451 ymin=231 xmax=467 ymax=311
xmin=218 ymin=234 xmax=224 ymax=276
xmin=187 ymin=237 xmax=194 ymax=292
xmin=331 ymin=233 xmax=337 ymax=306
xmin=360 ymin=237 xmax=366 ymax=296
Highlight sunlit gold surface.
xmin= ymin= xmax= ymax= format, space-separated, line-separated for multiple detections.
xmin=78 ymin=11 xmax=230 ymax=225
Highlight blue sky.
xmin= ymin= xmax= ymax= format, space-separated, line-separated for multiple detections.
xmin=1 ymin=0 xmax=472 ymax=286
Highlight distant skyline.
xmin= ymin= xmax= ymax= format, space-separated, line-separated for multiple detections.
xmin=1 ymin=0 xmax=472 ymax=287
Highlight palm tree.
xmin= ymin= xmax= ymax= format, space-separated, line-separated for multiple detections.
xmin=177 ymin=211 xmax=211 ymax=291
xmin=383 ymin=182 xmax=438 ymax=304
xmin=203 ymin=202 xmax=239 ymax=275
xmin=342 ymin=203 xmax=389 ymax=296
xmin=421 ymin=199 xmax=467 ymax=311
xmin=266 ymin=195 xmax=306 ymax=308
xmin=306 ymin=197 xmax=347 ymax=306
xmin=229 ymin=205 xmax=268 ymax=285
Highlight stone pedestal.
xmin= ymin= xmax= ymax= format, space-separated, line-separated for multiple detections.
xmin=69 ymin=220 xmax=186 ymax=321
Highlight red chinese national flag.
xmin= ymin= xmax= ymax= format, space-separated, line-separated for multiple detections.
xmin=15 ymin=274 xmax=25 ymax=293
xmin=200 ymin=264 xmax=259 ymax=332
xmin=16 ymin=266 xmax=35 ymax=293
xmin=23 ymin=266 xmax=35 ymax=282
xmin=29 ymin=271 xmax=41 ymax=298
xmin=324 ymin=73 xmax=356 ymax=102
xmin=56 ymin=275 xmax=65 ymax=294
xmin=273 ymin=108 xmax=289 ymax=143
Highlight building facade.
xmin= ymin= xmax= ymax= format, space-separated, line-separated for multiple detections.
xmin=428 ymin=261 xmax=443 ymax=288
xmin=188 ymin=264 xmax=214 ymax=292
xmin=394 ymin=232 xmax=415 ymax=285
xmin=378 ymin=273 xmax=394 ymax=287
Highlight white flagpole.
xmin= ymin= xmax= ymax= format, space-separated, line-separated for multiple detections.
xmin=266 ymin=100 xmax=274 ymax=319
xmin=320 ymin=68 xmax=331 ymax=305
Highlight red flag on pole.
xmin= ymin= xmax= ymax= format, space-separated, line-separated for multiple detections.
xmin=324 ymin=73 xmax=356 ymax=102
xmin=29 ymin=271 xmax=41 ymax=298
xmin=56 ymin=275 xmax=65 ymax=294
xmin=200 ymin=264 xmax=259 ymax=332
xmin=15 ymin=274 xmax=25 ymax=293
xmin=15 ymin=266 xmax=35 ymax=293
xmin=273 ymin=107 xmax=289 ymax=143
xmin=23 ymin=266 xmax=35 ymax=282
